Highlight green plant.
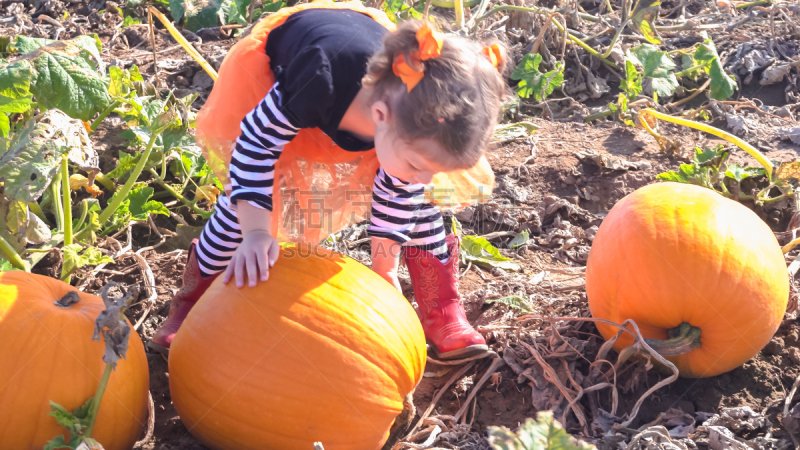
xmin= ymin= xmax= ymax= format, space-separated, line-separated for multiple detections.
xmin=511 ymin=53 xmax=564 ymax=102
xmin=488 ymin=411 xmax=595 ymax=449
xmin=0 ymin=34 xmax=220 ymax=274
xmin=168 ymin=0 xmax=284 ymax=31
xmin=452 ymin=217 xmax=521 ymax=271
xmin=642 ymin=109 xmax=795 ymax=206
xmin=602 ymin=35 xmax=737 ymax=125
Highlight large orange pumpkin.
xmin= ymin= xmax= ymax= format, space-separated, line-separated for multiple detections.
xmin=0 ymin=272 xmax=149 ymax=449
xmin=169 ymin=247 xmax=426 ymax=450
xmin=586 ymin=182 xmax=789 ymax=378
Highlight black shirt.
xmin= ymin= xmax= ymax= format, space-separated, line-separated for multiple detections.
xmin=265 ymin=8 xmax=389 ymax=151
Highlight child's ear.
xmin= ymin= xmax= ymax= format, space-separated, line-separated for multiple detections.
xmin=371 ymin=100 xmax=390 ymax=125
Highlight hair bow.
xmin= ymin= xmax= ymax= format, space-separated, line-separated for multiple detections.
xmin=482 ymin=43 xmax=502 ymax=70
xmin=392 ymin=23 xmax=444 ymax=92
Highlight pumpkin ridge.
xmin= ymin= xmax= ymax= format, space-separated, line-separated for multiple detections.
xmin=279 ymin=287 xmax=421 ymax=399
xmin=279 ymin=327 xmax=402 ymax=432
xmin=233 ymin=259 xmax=423 ymax=392
xmin=312 ymin=276 xmax=423 ymax=376
xmin=627 ymin=202 xmax=723 ymax=331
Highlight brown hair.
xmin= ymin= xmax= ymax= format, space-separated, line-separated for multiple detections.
xmin=363 ymin=20 xmax=508 ymax=170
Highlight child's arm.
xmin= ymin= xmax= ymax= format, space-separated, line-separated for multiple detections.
xmin=223 ymin=201 xmax=280 ymax=288
xmin=371 ymin=237 xmax=402 ymax=291
xmin=225 ymin=84 xmax=299 ymax=287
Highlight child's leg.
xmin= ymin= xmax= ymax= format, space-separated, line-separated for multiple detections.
xmin=149 ymin=195 xmax=242 ymax=354
xmin=403 ymin=212 xmax=488 ymax=360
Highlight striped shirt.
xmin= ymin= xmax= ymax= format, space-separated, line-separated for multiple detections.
xmin=228 ymin=84 xmax=449 ymax=261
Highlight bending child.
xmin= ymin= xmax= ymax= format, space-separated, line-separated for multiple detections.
xmin=149 ymin=0 xmax=507 ymax=361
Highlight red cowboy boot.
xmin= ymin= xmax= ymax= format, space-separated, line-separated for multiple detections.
xmin=148 ymin=240 xmax=220 ymax=354
xmin=404 ymin=234 xmax=488 ymax=360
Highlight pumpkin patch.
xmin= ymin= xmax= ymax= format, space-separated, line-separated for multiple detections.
xmin=586 ymin=182 xmax=790 ymax=378
xmin=4 ymin=0 xmax=800 ymax=446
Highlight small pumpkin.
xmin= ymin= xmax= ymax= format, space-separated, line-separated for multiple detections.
xmin=169 ymin=247 xmax=426 ymax=450
xmin=0 ymin=272 xmax=149 ymax=449
xmin=586 ymin=182 xmax=789 ymax=378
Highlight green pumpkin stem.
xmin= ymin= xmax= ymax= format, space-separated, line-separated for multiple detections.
xmin=644 ymin=322 xmax=702 ymax=356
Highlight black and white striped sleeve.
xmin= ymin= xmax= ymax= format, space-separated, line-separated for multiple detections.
xmin=229 ymin=83 xmax=299 ymax=211
xmin=367 ymin=168 xmax=449 ymax=261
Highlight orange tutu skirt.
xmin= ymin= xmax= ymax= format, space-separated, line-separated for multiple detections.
xmin=195 ymin=0 xmax=494 ymax=245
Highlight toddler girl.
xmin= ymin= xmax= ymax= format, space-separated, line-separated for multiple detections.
xmin=149 ymin=0 xmax=507 ymax=360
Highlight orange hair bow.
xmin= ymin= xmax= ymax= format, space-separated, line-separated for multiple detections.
xmin=392 ymin=23 xmax=444 ymax=92
xmin=482 ymin=44 xmax=503 ymax=70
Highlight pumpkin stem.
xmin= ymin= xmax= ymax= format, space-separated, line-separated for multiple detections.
xmin=55 ymin=291 xmax=81 ymax=308
xmin=644 ymin=322 xmax=702 ymax=356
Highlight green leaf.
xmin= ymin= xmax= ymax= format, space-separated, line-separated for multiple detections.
xmin=175 ymin=0 xmax=226 ymax=31
xmin=0 ymin=59 xmax=32 ymax=98
xmin=461 ymin=235 xmax=520 ymax=271
xmin=0 ymin=94 xmax=32 ymax=114
xmin=485 ymin=295 xmax=534 ymax=313
xmin=489 ymin=411 xmax=595 ymax=450
xmin=19 ymin=37 xmax=110 ymax=121
xmin=169 ymin=0 xmax=186 ymax=20
xmin=694 ymin=37 xmax=736 ymax=100
xmin=7 ymin=36 xmax=54 ymax=54
xmin=0 ymin=60 xmax=34 ymax=137
xmin=161 ymin=127 xmax=198 ymax=153
xmin=508 ymin=230 xmax=530 ymax=249
xmin=261 ymin=0 xmax=284 ymax=13
xmin=630 ymin=0 xmax=662 ymax=44
xmin=511 ymin=54 xmax=564 ymax=101
xmin=0 ymin=259 xmax=22 ymax=271
xmin=105 ymin=151 xmax=140 ymax=181
xmin=71 ymin=396 xmax=94 ymax=420
xmin=43 ymin=434 xmax=81 ymax=450
xmin=628 ymin=45 xmax=678 ymax=98
xmin=725 ymin=164 xmax=765 ymax=182
xmin=62 ymin=244 xmax=114 ymax=278
xmin=656 ymin=164 xmax=698 ymax=183
xmin=451 ymin=216 xmax=463 ymax=237
xmin=122 ymin=15 xmax=142 ymax=26
xmin=0 ymin=110 xmax=90 ymax=203
xmin=108 ymin=65 xmax=127 ymax=98
xmin=493 ymin=122 xmax=538 ymax=143
xmin=383 ymin=0 xmax=405 ymax=21
xmin=47 ymin=401 xmax=80 ymax=433
xmin=235 ymin=0 xmax=251 ymax=21
xmin=620 ymin=59 xmax=643 ymax=99
xmin=9 ymin=35 xmax=102 ymax=57
xmin=694 ymin=146 xmax=723 ymax=164
xmin=6 ymin=200 xmax=27 ymax=235
xmin=128 ymin=186 xmax=169 ymax=220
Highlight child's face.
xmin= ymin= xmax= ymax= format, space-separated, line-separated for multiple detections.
xmin=374 ymin=129 xmax=451 ymax=184
xmin=371 ymin=98 xmax=454 ymax=184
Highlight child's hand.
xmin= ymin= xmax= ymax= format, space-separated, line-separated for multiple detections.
xmin=223 ymin=230 xmax=280 ymax=288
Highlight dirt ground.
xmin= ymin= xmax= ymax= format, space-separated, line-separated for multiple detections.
xmin=58 ymin=117 xmax=800 ymax=450
xmin=5 ymin=0 xmax=800 ymax=448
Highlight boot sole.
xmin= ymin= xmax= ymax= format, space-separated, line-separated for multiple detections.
xmin=429 ymin=343 xmax=489 ymax=361
xmin=147 ymin=341 xmax=171 ymax=356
